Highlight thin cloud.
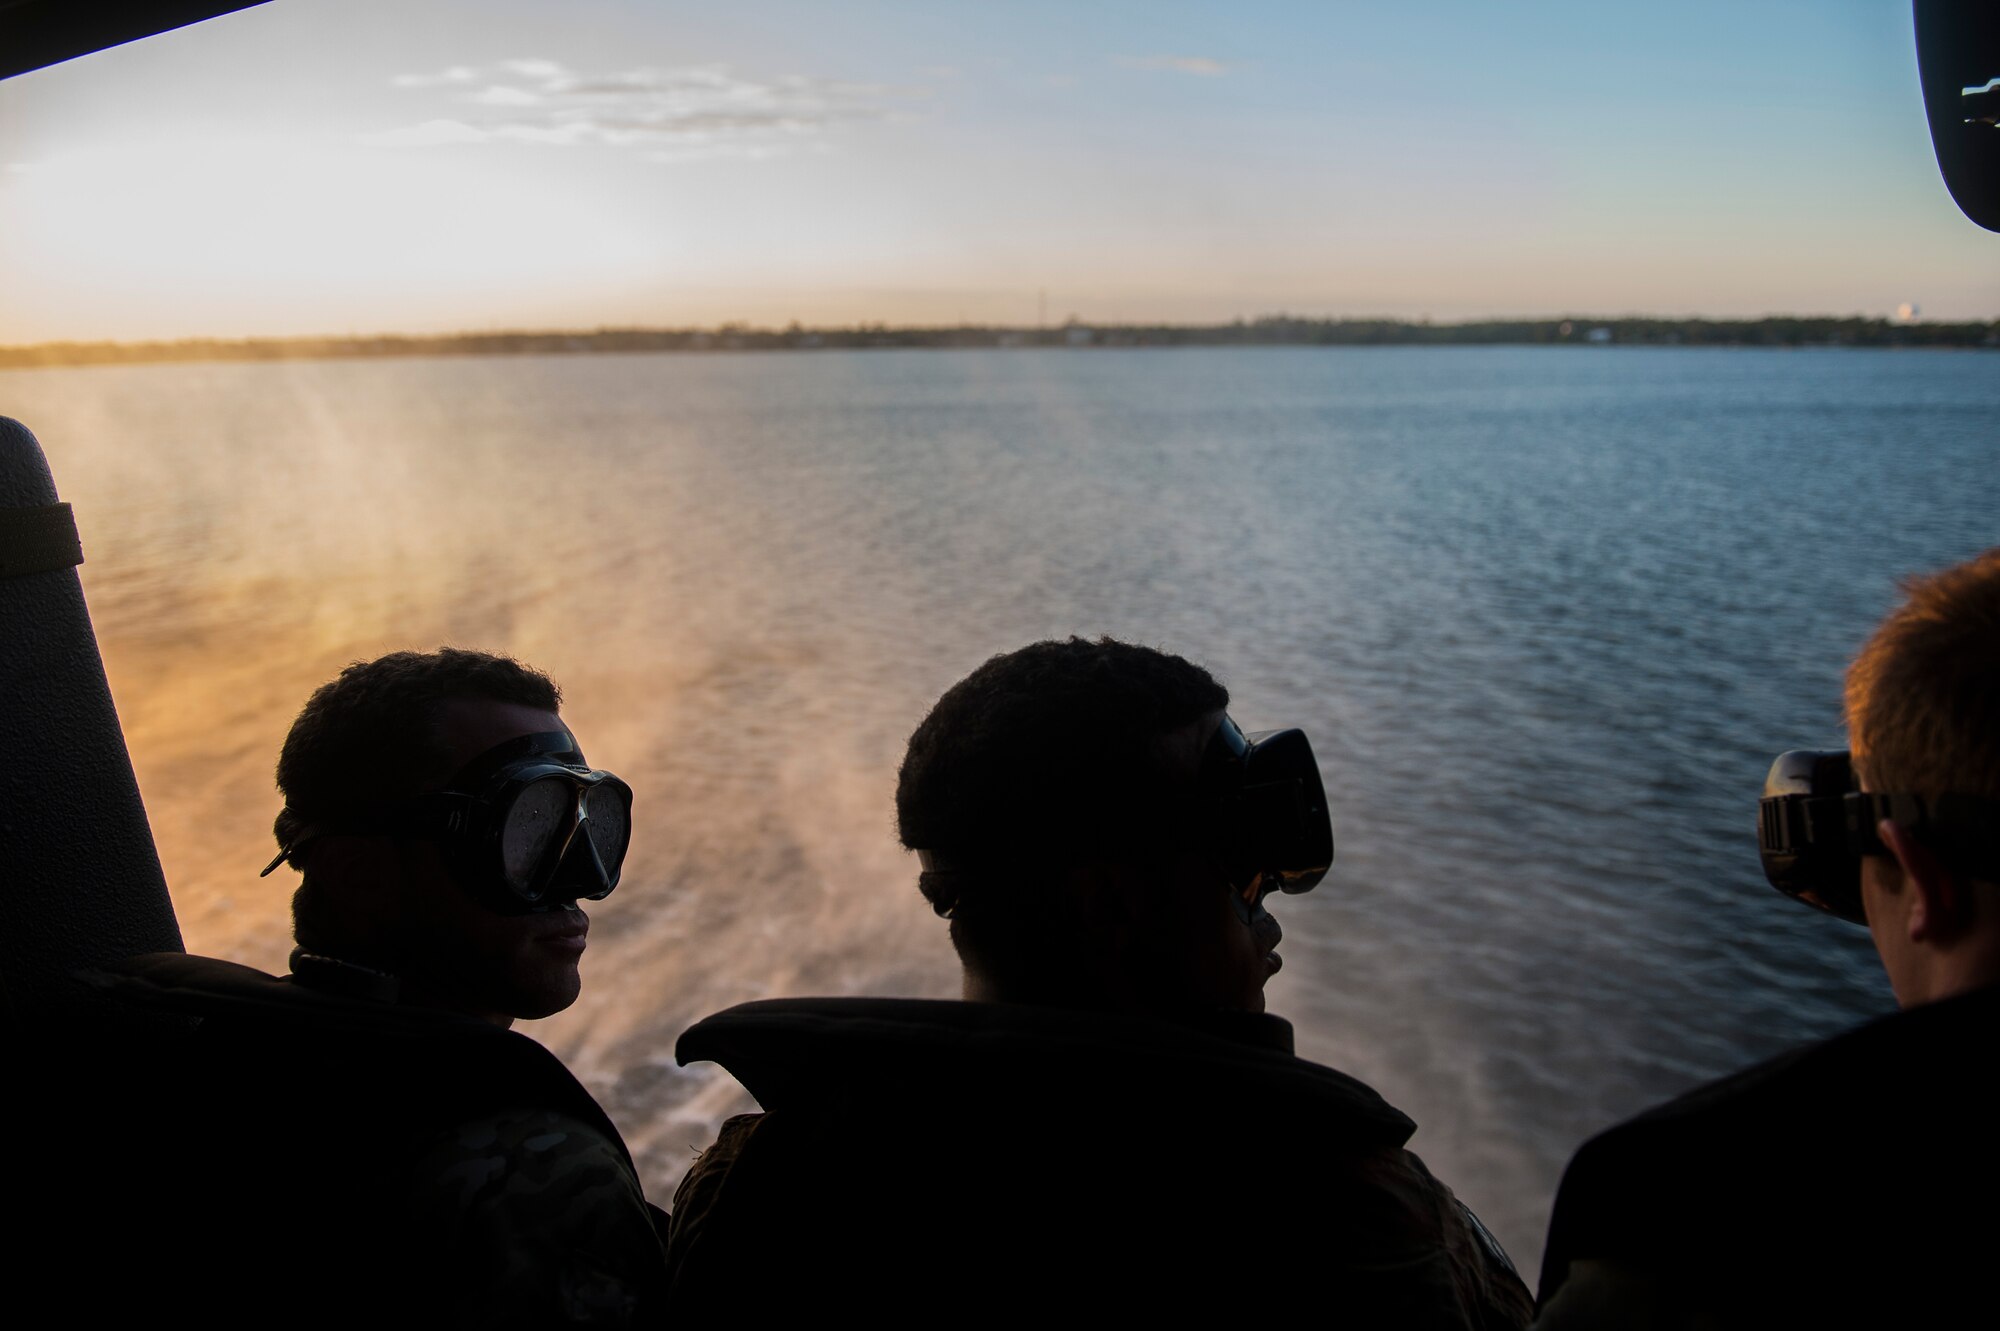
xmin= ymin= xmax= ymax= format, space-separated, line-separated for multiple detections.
xmin=391 ymin=65 xmax=478 ymax=88
xmin=470 ymin=85 xmax=543 ymax=107
xmin=1117 ymin=54 xmax=1231 ymax=77
xmin=500 ymin=58 xmax=567 ymax=81
xmin=357 ymin=119 xmax=490 ymax=148
xmin=645 ymin=141 xmax=799 ymax=165
xmin=368 ymin=58 xmax=913 ymax=160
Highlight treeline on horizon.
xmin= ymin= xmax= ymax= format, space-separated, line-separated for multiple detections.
xmin=4 ymin=314 xmax=1996 ymax=369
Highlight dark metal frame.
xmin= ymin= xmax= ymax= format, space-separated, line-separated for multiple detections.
xmin=1 ymin=1 xmax=273 ymax=82
xmin=1915 ymin=0 xmax=2000 ymax=231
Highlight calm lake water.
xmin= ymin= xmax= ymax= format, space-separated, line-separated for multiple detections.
xmin=7 ymin=345 xmax=1996 ymax=1270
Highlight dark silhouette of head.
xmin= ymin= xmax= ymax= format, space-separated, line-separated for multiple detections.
xmin=1845 ymin=548 xmax=2000 ymax=1007
xmin=274 ymin=648 xmax=593 ymax=1026
xmin=898 ymin=637 xmax=1283 ymax=1016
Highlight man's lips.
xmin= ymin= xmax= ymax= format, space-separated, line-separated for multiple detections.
xmin=533 ymin=910 xmax=590 ymax=951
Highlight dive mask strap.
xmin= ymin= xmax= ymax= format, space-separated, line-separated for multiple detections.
xmin=259 ymin=731 xmax=587 ymax=878
xmin=915 ymin=849 xmax=967 ymax=918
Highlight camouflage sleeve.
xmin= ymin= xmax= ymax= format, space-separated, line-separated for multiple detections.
xmin=400 ymin=1105 xmax=668 ymax=1328
xmin=1308 ymin=1145 xmax=1536 ymax=1329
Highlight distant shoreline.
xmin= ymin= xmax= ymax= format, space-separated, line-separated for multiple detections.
xmin=4 ymin=315 xmax=1995 ymax=370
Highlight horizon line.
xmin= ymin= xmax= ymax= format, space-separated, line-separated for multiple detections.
xmin=5 ymin=311 xmax=1994 ymax=370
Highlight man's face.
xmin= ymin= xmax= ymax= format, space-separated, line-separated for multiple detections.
xmin=1857 ymin=754 xmax=1926 ymax=1008
xmin=385 ymin=698 xmax=594 ymax=1024
xmin=1113 ymin=709 xmax=1284 ymax=1015
xmin=1859 ymin=850 xmax=1919 ymax=1007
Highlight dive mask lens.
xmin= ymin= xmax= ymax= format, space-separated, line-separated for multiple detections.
xmin=572 ymin=777 xmax=633 ymax=898
xmin=500 ymin=776 xmax=574 ymax=894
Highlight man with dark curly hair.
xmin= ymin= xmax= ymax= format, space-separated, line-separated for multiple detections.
xmin=666 ymin=636 xmax=1533 ymax=1324
xmin=103 ymin=648 xmax=666 ymax=1328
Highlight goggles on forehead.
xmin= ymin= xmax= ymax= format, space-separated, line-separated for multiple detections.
xmin=1757 ymin=749 xmax=2000 ymax=926
xmin=1196 ymin=715 xmax=1335 ymax=909
xmin=262 ymin=731 xmax=633 ymax=916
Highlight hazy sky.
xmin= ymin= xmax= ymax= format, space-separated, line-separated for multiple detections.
xmin=2 ymin=0 xmax=1994 ymax=341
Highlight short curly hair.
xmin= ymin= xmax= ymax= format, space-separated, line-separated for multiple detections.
xmin=896 ymin=637 xmax=1228 ymax=983
xmin=274 ymin=648 xmax=561 ymax=865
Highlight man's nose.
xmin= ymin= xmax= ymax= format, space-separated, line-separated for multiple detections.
xmin=548 ymin=823 xmax=613 ymax=898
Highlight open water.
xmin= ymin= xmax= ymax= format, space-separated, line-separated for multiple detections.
xmin=6 ymin=344 xmax=1996 ymax=1271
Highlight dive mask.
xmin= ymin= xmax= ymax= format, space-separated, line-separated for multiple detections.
xmin=1197 ymin=715 xmax=1334 ymax=912
xmin=913 ymin=713 xmax=1334 ymax=919
xmin=263 ymin=731 xmax=632 ymax=915
xmin=1757 ymin=749 xmax=2000 ymax=925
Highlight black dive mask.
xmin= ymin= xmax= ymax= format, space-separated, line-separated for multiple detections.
xmin=1757 ymin=749 xmax=2000 ymax=926
xmin=912 ymin=714 xmax=1334 ymax=919
xmin=1196 ymin=715 xmax=1335 ymax=914
xmin=263 ymin=731 xmax=633 ymax=916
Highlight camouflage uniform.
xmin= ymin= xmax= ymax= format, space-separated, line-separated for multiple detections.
xmin=90 ymin=952 xmax=667 ymax=1328
xmin=406 ymin=1105 xmax=664 ymax=1326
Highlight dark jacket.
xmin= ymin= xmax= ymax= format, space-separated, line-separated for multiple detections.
xmin=666 ymin=997 xmax=1532 ymax=1323
xmin=1536 ymin=982 xmax=2000 ymax=1329
xmin=72 ymin=952 xmax=668 ymax=1329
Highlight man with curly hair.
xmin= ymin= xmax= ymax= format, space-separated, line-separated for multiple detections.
xmin=666 ymin=636 xmax=1531 ymax=1324
xmin=105 ymin=648 xmax=665 ymax=1327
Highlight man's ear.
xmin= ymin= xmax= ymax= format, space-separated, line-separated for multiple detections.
xmin=1064 ymin=859 xmax=1137 ymax=927
xmin=1879 ymin=820 xmax=1968 ymax=944
xmin=305 ymin=835 xmax=405 ymax=914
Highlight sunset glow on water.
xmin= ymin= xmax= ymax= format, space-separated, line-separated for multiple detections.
xmin=10 ymin=345 xmax=1994 ymax=1267
xmin=6 ymin=0 xmax=1998 ymax=1279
